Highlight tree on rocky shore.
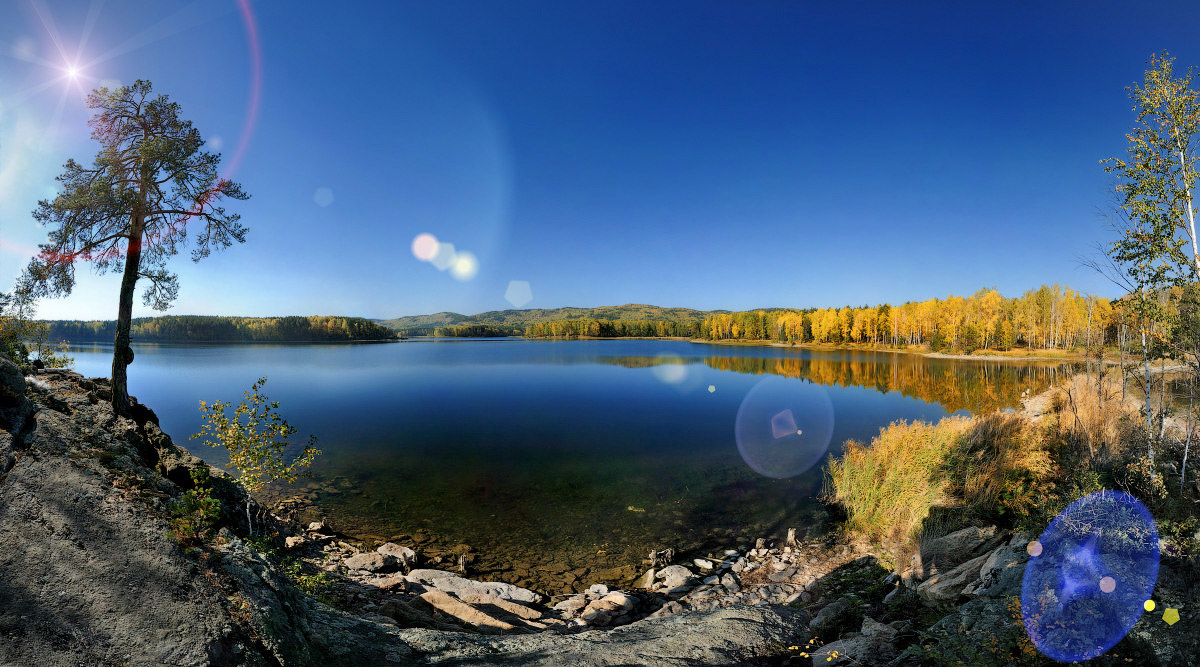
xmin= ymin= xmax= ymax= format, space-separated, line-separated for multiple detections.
xmin=18 ymin=80 xmax=249 ymax=415
xmin=192 ymin=377 xmax=320 ymax=534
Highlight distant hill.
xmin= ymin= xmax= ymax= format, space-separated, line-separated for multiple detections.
xmin=378 ymin=304 xmax=729 ymax=334
xmin=42 ymin=315 xmax=397 ymax=343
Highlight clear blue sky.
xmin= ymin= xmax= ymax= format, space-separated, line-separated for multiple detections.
xmin=1 ymin=1 xmax=1198 ymax=320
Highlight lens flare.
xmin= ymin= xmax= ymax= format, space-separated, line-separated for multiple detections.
xmin=734 ymin=377 xmax=834 ymax=479
xmin=430 ymin=242 xmax=457 ymax=271
xmin=411 ymin=233 xmax=439 ymax=261
xmin=450 ymin=251 xmax=479 ymax=281
xmin=313 ymin=187 xmax=334 ymax=207
xmin=1020 ymin=490 xmax=1159 ymax=662
xmin=505 ymin=280 xmax=532 ymax=308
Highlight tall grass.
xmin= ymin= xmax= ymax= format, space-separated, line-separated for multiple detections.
xmin=946 ymin=413 xmax=1053 ymax=523
xmin=824 ymin=417 xmax=971 ymax=545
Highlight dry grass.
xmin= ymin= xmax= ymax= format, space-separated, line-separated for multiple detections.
xmin=945 ymin=413 xmax=1054 ymax=522
xmin=824 ymin=417 xmax=972 ymax=545
xmin=1048 ymin=373 xmax=1138 ymax=462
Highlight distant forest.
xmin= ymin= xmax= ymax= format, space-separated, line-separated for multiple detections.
xmin=42 ymin=315 xmax=397 ymax=343
xmin=379 ymin=303 xmax=723 ymax=335
xmin=697 ymin=285 xmax=1111 ymax=352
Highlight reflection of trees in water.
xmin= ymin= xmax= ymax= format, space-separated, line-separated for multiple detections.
xmin=701 ymin=356 xmax=1072 ymax=413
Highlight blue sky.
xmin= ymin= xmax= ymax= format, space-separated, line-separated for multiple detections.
xmin=1 ymin=1 xmax=1198 ymax=320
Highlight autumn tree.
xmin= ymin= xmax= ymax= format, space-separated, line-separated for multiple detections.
xmin=1103 ymin=53 xmax=1200 ymax=465
xmin=192 ymin=377 xmax=320 ymax=534
xmin=18 ymin=80 xmax=248 ymax=415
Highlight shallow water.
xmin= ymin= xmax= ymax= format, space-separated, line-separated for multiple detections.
xmin=68 ymin=339 xmax=1071 ymax=593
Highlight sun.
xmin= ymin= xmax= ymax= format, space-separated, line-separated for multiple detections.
xmin=66 ymin=66 xmax=80 ymax=80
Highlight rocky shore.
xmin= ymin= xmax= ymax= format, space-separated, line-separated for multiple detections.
xmin=2 ymin=355 xmax=1197 ymax=665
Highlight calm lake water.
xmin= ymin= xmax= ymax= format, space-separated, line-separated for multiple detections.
xmin=69 ymin=339 xmax=1071 ymax=593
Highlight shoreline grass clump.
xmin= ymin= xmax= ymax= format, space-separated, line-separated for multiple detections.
xmin=823 ymin=417 xmax=971 ymax=547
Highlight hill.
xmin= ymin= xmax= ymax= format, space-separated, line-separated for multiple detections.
xmin=378 ymin=304 xmax=729 ymax=335
xmin=41 ymin=315 xmax=397 ymax=343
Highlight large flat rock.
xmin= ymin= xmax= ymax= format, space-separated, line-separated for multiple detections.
xmin=394 ymin=605 xmax=812 ymax=665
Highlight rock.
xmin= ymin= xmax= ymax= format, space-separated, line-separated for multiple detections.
xmin=307 ymin=520 xmax=333 ymax=534
xmin=811 ymin=616 xmax=898 ymax=665
xmin=0 ymin=354 xmax=25 ymax=409
xmin=588 ymin=584 xmax=610 ymax=596
xmin=919 ymin=526 xmax=1000 ymax=577
xmin=376 ymin=576 xmax=408 ymax=592
xmin=406 ymin=569 xmax=542 ymax=604
xmin=655 ymin=564 xmax=696 ymax=589
xmin=460 ymin=593 xmax=545 ymax=622
xmin=345 ymin=552 xmax=396 ymax=573
xmin=720 ymin=573 xmax=740 ymax=593
xmin=414 ymin=590 xmax=517 ymax=634
xmin=285 ymin=535 xmax=307 ymax=549
xmin=703 ymin=575 xmax=719 ymax=586
xmin=377 ymin=543 xmax=417 ymax=570
xmin=693 ymin=558 xmax=713 ymax=571
xmin=915 ymin=552 xmax=989 ymax=605
xmin=600 ymin=591 xmax=637 ymax=612
xmin=633 ymin=567 xmax=656 ymax=589
xmin=768 ymin=568 xmax=797 ymax=583
xmin=962 ymin=544 xmax=1027 ymax=598
xmin=552 ymin=596 xmax=588 ymax=616
xmin=809 ymin=597 xmax=858 ymax=638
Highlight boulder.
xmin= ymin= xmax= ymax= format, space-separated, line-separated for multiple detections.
xmin=0 ymin=354 xmax=25 ymax=409
xmin=918 ymin=526 xmax=1001 ymax=578
xmin=552 ymin=596 xmax=588 ymax=616
xmin=285 ymin=535 xmax=307 ymax=549
xmin=962 ymin=544 xmax=1027 ymax=598
xmin=344 ymin=552 xmax=395 ymax=573
xmin=600 ymin=591 xmax=637 ymax=612
xmin=915 ymin=552 xmax=989 ymax=605
xmin=414 ymin=590 xmax=517 ymax=634
xmin=655 ymin=564 xmax=696 ymax=589
xmin=377 ymin=543 xmax=418 ymax=569
xmin=406 ymin=569 xmax=542 ymax=604
xmin=811 ymin=617 xmax=899 ymax=665
xmin=460 ymin=593 xmax=545 ymax=622
xmin=633 ymin=567 xmax=656 ymax=589
xmin=809 ymin=597 xmax=858 ymax=638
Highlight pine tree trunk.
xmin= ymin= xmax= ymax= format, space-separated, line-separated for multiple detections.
xmin=111 ymin=216 xmax=145 ymax=416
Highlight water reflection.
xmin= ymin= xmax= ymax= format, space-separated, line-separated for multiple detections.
xmin=600 ymin=352 xmax=1072 ymax=413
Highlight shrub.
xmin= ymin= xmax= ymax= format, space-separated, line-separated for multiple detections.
xmin=169 ymin=468 xmax=221 ymax=548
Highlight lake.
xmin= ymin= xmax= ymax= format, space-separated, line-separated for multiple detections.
xmin=68 ymin=339 xmax=1071 ymax=593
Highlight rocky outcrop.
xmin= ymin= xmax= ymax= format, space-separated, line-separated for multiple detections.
xmin=0 ymin=359 xmax=818 ymax=665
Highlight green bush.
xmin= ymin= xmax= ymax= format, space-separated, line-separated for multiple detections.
xmin=169 ymin=468 xmax=221 ymax=548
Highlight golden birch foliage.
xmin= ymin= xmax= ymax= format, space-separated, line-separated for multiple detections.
xmin=191 ymin=377 xmax=321 ymax=494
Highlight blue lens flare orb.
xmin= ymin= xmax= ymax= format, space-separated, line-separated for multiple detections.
xmin=1020 ymin=490 xmax=1160 ymax=662
xmin=734 ymin=377 xmax=834 ymax=479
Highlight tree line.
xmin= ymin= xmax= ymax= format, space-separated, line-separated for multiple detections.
xmin=41 ymin=315 xmax=396 ymax=343
xmin=698 ymin=285 xmax=1114 ymax=353
xmin=524 ymin=319 xmax=702 ymax=338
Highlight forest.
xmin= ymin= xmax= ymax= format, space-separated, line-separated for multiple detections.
xmin=39 ymin=315 xmax=397 ymax=343
xmin=524 ymin=318 xmax=701 ymax=338
xmin=699 ymin=285 xmax=1115 ymax=353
